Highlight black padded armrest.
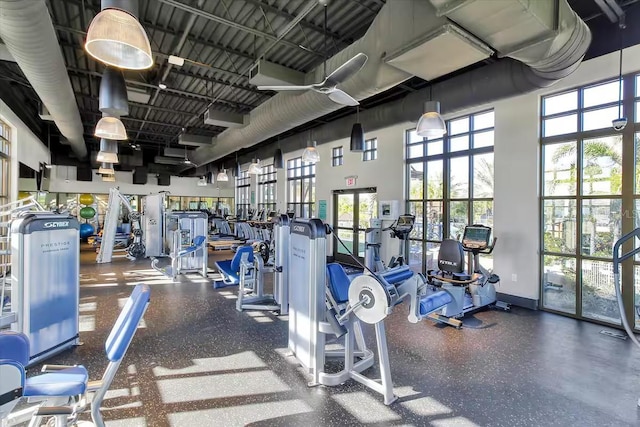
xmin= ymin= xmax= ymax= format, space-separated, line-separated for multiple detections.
xmin=34 ymin=406 xmax=73 ymax=416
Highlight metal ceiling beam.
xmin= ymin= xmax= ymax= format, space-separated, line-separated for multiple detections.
xmin=241 ymin=0 xmax=350 ymax=46
xmin=66 ymin=67 xmax=256 ymax=110
xmin=75 ymin=92 xmax=199 ymax=116
xmin=169 ymin=69 xmax=265 ymax=96
xmin=157 ymin=0 xmax=324 ymax=58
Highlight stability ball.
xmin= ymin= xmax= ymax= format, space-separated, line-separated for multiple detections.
xmin=79 ymin=206 xmax=96 ymax=219
xmin=18 ymin=191 xmax=30 ymax=200
xmin=79 ymin=194 xmax=94 ymax=205
xmin=79 ymin=223 xmax=95 ymax=239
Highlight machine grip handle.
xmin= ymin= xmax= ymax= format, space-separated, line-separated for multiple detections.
xmin=613 ymin=228 xmax=640 ymax=274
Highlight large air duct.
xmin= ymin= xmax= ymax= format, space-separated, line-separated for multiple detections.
xmin=0 ymin=0 xmax=88 ymax=159
xmin=191 ymin=0 xmax=590 ymax=167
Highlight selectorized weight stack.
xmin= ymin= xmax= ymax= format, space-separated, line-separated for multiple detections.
xmin=154 ymin=211 xmax=208 ymax=278
xmin=10 ymin=212 xmax=80 ymax=365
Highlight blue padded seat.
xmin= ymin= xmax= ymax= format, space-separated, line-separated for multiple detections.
xmin=214 ymin=245 xmax=254 ymax=288
xmin=177 ymin=235 xmax=206 ymax=256
xmin=326 ymin=263 xmax=351 ymax=304
xmin=380 ymin=268 xmax=414 ymax=285
xmin=23 ymin=366 xmax=88 ymax=397
xmin=0 ymin=331 xmax=29 ymax=366
xmin=419 ymin=291 xmax=453 ymax=316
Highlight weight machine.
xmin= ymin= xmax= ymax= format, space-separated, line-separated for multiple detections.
xmin=96 ymin=188 xmax=145 ymax=263
xmin=288 ymin=218 xmax=452 ymax=405
xmin=151 ymin=211 xmax=208 ymax=279
xmin=236 ymin=214 xmax=289 ymax=314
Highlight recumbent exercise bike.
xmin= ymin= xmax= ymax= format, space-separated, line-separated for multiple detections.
xmin=426 ymin=224 xmax=510 ymax=328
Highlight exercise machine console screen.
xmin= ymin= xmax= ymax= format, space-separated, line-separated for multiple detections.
xmin=462 ymin=225 xmax=491 ymax=250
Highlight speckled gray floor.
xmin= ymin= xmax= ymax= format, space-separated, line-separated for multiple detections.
xmin=31 ymin=246 xmax=640 ymax=426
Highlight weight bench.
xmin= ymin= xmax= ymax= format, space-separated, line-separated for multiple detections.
xmin=213 ymin=245 xmax=254 ymax=289
xmin=0 ymin=283 xmax=150 ymax=427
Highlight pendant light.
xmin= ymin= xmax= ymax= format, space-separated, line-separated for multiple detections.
xmin=416 ymin=101 xmax=446 ymax=138
xmin=102 ymin=174 xmax=116 ymax=182
xmin=613 ymin=17 xmax=628 ymax=131
xmin=217 ymin=167 xmax=229 ymax=182
xmin=197 ymin=176 xmax=208 ymax=187
xmin=98 ymin=162 xmax=115 ymax=175
xmin=302 ymin=129 xmax=320 ymax=163
xmin=274 ymin=139 xmax=284 ymax=169
xmin=182 ymin=146 xmax=193 ymax=165
xmin=99 ymin=67 xmax=129 ymax=116
xmin=96 ymin=138 xmax=119 ymax=164
xmin=95 ymin=115 xmax=128 ymax=140
xmin=248 ymin=158 xmax=262 ymax=175
xmin=85 ymin=0 xmax=153 ymax=70
xmin=350 ymin=106 xmax=365 ymax=152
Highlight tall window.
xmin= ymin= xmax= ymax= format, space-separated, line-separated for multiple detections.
xmin=0 ymin=119 xmax=9 ymax=206
xmin=258 ymin=164 xmax=276 ymax=213
xmin=287 ymin=157 xmax=315 ymax=218
xmin=540 ymin=76 xmax=636 ymax=326
xmin=332 ymin=147 xmax=343 ymax=167
xmin=235 ymin=170 xmax=251 ymax=219
xmin=406 ymin=110 xmax=495 ymax=274
xmin=363 ymin=138 xmax=377 ymax=161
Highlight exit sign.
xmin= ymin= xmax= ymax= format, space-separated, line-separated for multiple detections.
xmin=345 ymin=176 xmax=357 ymax=187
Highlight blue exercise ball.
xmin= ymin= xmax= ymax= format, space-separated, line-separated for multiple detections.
xmin=79 ymin=223 xmax=95 ymax=239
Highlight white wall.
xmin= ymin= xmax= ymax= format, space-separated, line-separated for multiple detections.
xmin=0 ymin=98 xmax=50 ymax=201
xmin=49 ymin=165 xmax=235 ymax=197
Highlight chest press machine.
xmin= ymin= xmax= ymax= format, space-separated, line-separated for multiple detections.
xmin=288 ymin=219 xmax=452 ymax=405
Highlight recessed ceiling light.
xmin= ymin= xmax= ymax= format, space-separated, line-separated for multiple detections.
xmin=158 ymin=82 xmax=167 ymax=90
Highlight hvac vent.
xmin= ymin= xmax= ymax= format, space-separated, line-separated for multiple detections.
xmin=204 ymin=108 xmax=248 ymax=128
xmin=126 ymin=86 xmax=151 ymax=104
xmin=178 ymin=134 xmax=215 ymax=147
xmin=248 ymin=59 xmax=305 ymax=87
xmin=385 ymin=23 xmax=493 ymax=82
xmin=38 ymin=103 xmax=54 ymax=121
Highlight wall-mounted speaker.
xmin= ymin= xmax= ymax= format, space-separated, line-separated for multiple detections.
xmin=77 ymin=165 xmax=93 ymax=182
xmin=133 ymin=167 xmax=148 ymax=184
xmin=157 ymin=174 xmax=170 ymax=186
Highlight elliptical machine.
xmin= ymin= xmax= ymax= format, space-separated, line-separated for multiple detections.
xmin=426 ymin=224 xmax=510 ymax=328
xmin=364 ymin=214 xmax=415 ymax=272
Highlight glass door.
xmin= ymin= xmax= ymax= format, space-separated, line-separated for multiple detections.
xmin=333 ymin=188 xmax=377 ymax=265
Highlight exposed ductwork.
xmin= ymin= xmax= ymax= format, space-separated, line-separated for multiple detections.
xmin=0 ymin=0 xmax=88 ymax=159
xmin=191 ymin=0 xmax=590 ymax=168
xmin=190 ymin=0 xmax=445 ymax=167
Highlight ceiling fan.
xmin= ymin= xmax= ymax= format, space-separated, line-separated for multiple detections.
xmin=257 ymin=53 xmax=367 ymax=106
xmin=256 ymin=2 xmax=367 ymax=106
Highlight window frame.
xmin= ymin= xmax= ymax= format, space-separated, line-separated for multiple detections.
xmin=235 ymin=169 xmax=251 ymax=219
xmin=257 ymin=164 xmax=277 ymax=213
xmin=362 ymin=138 xmax=377 ymax=162
xmin=286 ymin=157 xmax=316 ymax=218
xmin=332 ymin=146 xmax=343 ymax=167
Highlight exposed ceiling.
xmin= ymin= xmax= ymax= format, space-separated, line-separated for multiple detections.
xmin=0 ymin=0 xmax=638 ymax=176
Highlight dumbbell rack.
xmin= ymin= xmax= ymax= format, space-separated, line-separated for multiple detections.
xmin=0 ymin=196 xmax=45 ymax=328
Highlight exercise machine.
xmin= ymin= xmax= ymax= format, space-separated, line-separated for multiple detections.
xmin=612 ymin=229 xmax=640 ymax=406
xmin=236 ymin=214 xmax=289 ymax=313
xmin=426 ymin=224 xmax=509 ymax=328
xmin=364 ymin=214 xmax=415 ymax=272
xmin=288 ymin=218 xmax=452 ymax=405
xmin=151 ymin=211 xmax=208 ymax=279
xmin=96 ymin=188 xmax=145 ymax=263
xmin=141 ymin=193 xmax=166 ymax=258
xmin=7 ymin=212 xmax=80 ymax=366
xmin=0 ymin=284 xmax=150 ymax=427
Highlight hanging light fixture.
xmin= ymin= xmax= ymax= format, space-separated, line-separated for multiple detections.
xmin=96 ymin=138 xmax=119 ymax=164
xmin=197 ymin=176 xmax=208 ymax=187
xmin=613 ymin=17 xmax=628 ymax=131
xmin=273 ymin=148 xmax=284 ymax=169
xmin=95 ymin=115 xmax=128 ymax=140
xmin=85 ymin=0 xmax=153 ymax=70
xmin=248 ymin=158 xmax=262 ymax=175
xmin=182 ymin=146 xmax=193 ymax=165
xmin=416 ymin=101 xmax=446 ymax=138
xmin=350 ymin=105 xmax=365 ymax=152
xmin=217 ymin=168 xmax=229 ymax=182
xmin=102 ymin=174 xmax=116 ymax=182
xmin=302 ymin=129 xmax=320 ymax=164
xmin=99 ymin=67 xmax=129 ymax=116
xmin=98 ymin=162 xmax=115 ymax=175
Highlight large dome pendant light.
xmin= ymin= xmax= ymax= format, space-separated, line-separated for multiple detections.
xmin=85 ymin=0 xmax=153 ymax=70
xmin=416 ymin=86 xmax=446 ymax=138
xmin=217 ymin=165 xmax=229 ymax=182
xmin=248 ymin=158 xmax=262 ymax=175
xmin=350 ymin=106 xmax=365 ymax=152
xmin=95 ymin=115 xmax=128 ymax=140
